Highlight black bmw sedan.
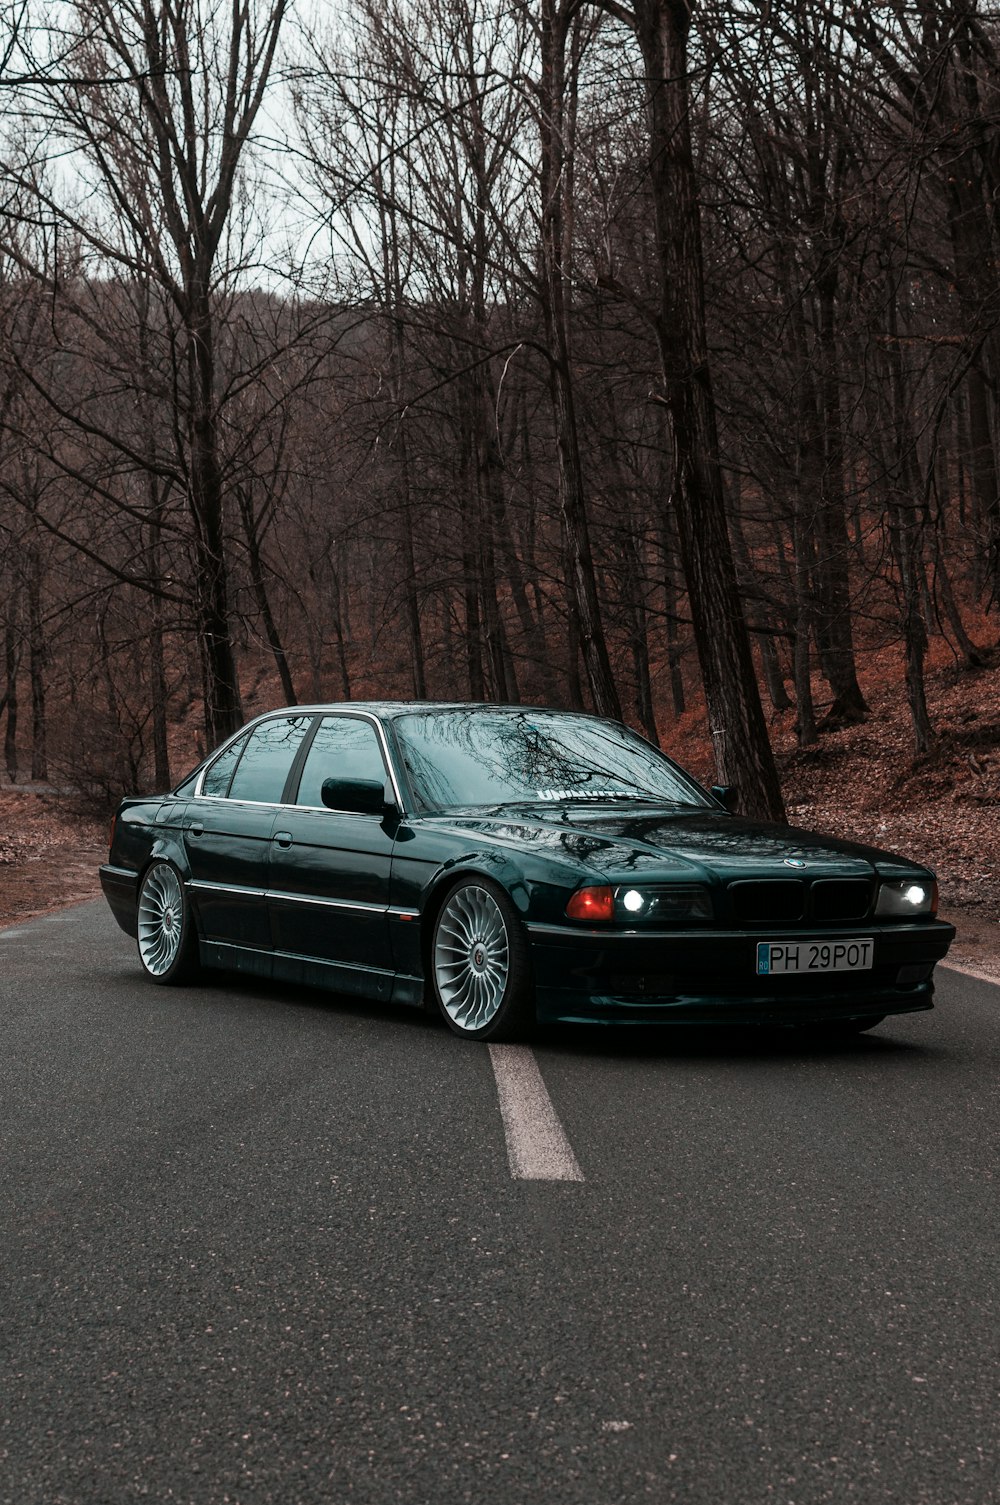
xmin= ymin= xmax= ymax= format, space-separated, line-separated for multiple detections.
xmin=100 ymin=703 xmax=955 ymax=1040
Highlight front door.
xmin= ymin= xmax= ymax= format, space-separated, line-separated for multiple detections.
xmin=267 ymin=714 xmax=396 ymax=999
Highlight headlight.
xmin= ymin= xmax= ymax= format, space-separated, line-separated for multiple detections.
xmin=566 ymin=884 xmax=713 ymax=923
xmin=613 ymin=885 xmax=713 ymax=923
xmin=875 ymin=879 xmax=938 ymax=918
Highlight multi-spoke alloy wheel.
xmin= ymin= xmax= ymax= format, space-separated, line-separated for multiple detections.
xmin=431 ymin=879 xmax=533 ymax=1040
xmin=137 ymin=862 xmax=198 ymax=984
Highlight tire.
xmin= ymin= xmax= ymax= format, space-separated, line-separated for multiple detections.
xmin=430 ymin=877 xmax=534 ymax=1041
xmin=136 ymin=861 xmax=200 ymax=985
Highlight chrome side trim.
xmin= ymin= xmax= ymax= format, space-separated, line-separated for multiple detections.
xmin=186 ymin=879 xmax=418 ymax=920
xmin=267 ymin=889 xmax=385 ymax=914
xmin=101 ymin=864 xmax=137 ymax=880
xmin=187 ymin=879 xmax=267 ymax=899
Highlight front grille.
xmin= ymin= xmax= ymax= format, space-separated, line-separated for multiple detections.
xmin=810 ymin=878 xmax=873 ymax=921
xmin=729 ymin=880 xmax=804 ymax=923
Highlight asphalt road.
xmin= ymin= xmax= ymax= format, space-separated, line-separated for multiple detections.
xmin=2 ymin=901 xmax=998 ymax=1505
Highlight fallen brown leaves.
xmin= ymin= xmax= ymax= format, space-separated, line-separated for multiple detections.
xmin=0 ymin=789 xmax=107 ymax=927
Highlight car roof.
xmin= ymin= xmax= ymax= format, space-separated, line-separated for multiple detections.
xmin=244 ymin=702 xmax=594 ymax=722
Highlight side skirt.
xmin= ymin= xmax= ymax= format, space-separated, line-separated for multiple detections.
xmin=199 ymin=939 xmax=423 ymax=1009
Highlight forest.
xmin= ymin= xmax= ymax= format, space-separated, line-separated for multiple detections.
xmin=0 ymin=0 xmax=998 ymax=823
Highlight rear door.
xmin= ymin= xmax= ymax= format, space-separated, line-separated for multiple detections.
xmin=267 ymin=713 xmax=397 ymax=999
xmin=185 ymin=716 xmax=313 ymax=949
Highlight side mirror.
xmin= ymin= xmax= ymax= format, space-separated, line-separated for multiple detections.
xmin=321 ymin=777 xmax=392 ymax=816
xmin=710 ymin=784 xmax=740 ymax=813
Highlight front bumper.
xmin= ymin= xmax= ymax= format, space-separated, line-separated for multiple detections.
xmin=527 ymin=918 xmax=956 ymax=1026
xmin=99 ymin=863 xmax=139 ymax=937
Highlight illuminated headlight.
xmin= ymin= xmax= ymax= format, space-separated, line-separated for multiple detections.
xmin=612 ymin=885 xmax=713 ymax=923
xmin=875 ymin=879 xmax=938 ymax=918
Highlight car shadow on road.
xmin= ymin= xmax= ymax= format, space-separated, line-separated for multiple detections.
xmin=112 ymin=961 xmax=442 ymax=1033
xmin=531 ymin=1019 xmax=943 ymax=1065
xmin=103 ymin=960 xmax=949 ymax=1065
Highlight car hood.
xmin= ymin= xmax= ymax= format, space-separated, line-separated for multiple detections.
xmin=432 ymin=807 xmax=927 ymax=884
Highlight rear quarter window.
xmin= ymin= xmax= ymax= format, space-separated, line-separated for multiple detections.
xmin=200 ymin=732 xmax=250 ymax=797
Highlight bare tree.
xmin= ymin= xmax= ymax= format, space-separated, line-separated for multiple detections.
xmin=5 ymin=0 xmax=289 ymax=745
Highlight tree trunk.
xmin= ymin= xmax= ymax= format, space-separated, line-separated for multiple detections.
xmin=493 ymin=495 xmax=558 ymax=702
xmin=237 ymin=486 xmax=297 ymax=706
xmin=621 ymin=525 xmax=658 ymax=742
xmin=188 ymin=291 xmax=243 ymax=744
xmin=658 ymin=504 xmax=686 ymax=718
xmin=27 ymin=551 xmax=46 ymax=782
xmin=812 ymin=262 xmax=868 ymax=726
xmin=933 ymin=541 xmax=985 ymax=669
xmin=4 ymin=623 xmax=17 ymax=783
xmin=399 ymin=488 xmax=428 ymax=700
xmin=882 ymin=283 xmax=935 ymax=755
xmin=462 ymin=503 xmax=486 ymax=701
xmin=631 ymin=0 xmax=785 ymax=820
xmin=539 ymin=0 xmax=622 ymax=721
xmin=790 ymin=497 xmax=818 ymax=748
xmin=730 ymin=499 xmax=793 ymax=713
xmin=330 ymin=562 xmax=351 ymax=700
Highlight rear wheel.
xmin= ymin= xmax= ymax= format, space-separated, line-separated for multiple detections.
xmin=137 ymin=861 xmax=200 ymax=985
xmin=430 ymin=878 xmax=534 ymax=1041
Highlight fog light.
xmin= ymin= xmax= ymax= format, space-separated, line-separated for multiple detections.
xmin=896 ymin=963 xmax=934 ymax=985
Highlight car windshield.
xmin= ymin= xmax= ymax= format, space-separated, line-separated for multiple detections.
xmin=392 ymin=708 xmax=711 ymax=812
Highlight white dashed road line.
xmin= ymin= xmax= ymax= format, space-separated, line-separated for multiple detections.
xmin=488 ymin=1044 xmax=584 ymax=1182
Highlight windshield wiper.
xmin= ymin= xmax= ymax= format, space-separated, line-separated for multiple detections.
xmin=553 ymin=791 xmax=673 ymax=805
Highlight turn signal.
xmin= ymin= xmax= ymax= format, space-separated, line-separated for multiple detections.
xmin=566 ymin=885 xmax=614 ymax=921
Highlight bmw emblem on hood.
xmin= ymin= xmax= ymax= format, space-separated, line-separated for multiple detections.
xmin=783 ymin=858 xmax=806 ymax=868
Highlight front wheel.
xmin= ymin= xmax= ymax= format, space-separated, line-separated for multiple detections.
xmin=430 ymin=878 xmax=534 ymax=1041
xmin=137 ymin=861 xmax=200 ymax=985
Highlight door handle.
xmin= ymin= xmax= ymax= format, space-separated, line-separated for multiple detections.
xmin=273 ymin=831 xmax=293 ymax=848
xmin=188 ymin=821 xmax=204 ymax=836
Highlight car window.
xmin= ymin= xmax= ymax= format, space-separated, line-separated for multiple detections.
xmin=200 ymin=732 xmax=250 ymax=797
xmin=226 ymin=717 xmax=312 ymax=804
xmin=294 ymin=716 xmax=387 ymax=808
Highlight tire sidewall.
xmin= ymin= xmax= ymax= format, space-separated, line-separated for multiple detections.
xmin=430 ymin=876 xmax=533 ymax=1041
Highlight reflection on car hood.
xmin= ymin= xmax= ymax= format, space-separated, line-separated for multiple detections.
xmin=433 ymin=807 xmax=922 ymax=882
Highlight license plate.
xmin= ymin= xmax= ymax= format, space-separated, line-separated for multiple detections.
xmin=756 ymin=938 xmax=874 ymax=975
